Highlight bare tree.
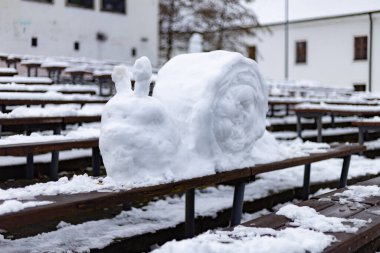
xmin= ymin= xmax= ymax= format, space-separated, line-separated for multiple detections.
xmin=159 ymin=0 xmax=259 ymax=62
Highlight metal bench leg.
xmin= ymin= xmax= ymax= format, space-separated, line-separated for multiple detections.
xmin=331 ymin=115 xmax=335 ymax=127
xmin=285 ymin=104 xmax=289 ymax=116
xmin=296 ymin=115 xmax=302 ymax=138
xmin=359 ymin=127 xmax=364 ymax=155
xmin=316 ymin=116 xmax=322 ymax=143
xmin=26 ymin=154 xmax=34 ymax=179
xmin=92 ymin=147 xmax=101 ymax=177
xmin=302 ymin=164 xmax=311 ymax=200
xmin=229 ymin=181 xmax=245 ymax=227
xmin=339 ymin=155 xmax=351 ymax=188
xmin=27 ymin=67 xmax=31 ymax=77
xmin=185 ymin=188 xmax=195 ymax=238
xmin=50 ymin=151 xmax=59 ymax=181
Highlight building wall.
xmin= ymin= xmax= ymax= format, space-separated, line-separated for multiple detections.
xmin=0 ymin=0 xmax=159 ymax=65
xmin=247 ymin=13 xmax=380 ymax=91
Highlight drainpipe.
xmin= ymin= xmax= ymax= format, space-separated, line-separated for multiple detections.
xmin=369 ymin=13 xmax=373 ymax=92
xmin=285 ymin=0 xmax=289 ymax=80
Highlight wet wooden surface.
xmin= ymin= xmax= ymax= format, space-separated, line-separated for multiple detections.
xmin=243 ymin=176 xmax=380 ymax=253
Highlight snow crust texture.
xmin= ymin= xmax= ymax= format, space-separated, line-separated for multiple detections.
xmin=100 ymin=51 xmax=268 ymax=186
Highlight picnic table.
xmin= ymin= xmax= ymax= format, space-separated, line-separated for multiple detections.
xmin=295 ymin=105 xmax=380 ymax=142
xmin=269 ymin=98 xmax=378 ymax=117
xmin=20 ymin=61 xmax=42 ymax=77
xmin=0 ymin=115 xmax=101 ymax=137
xmin=0 ymin=137 xmax=100 ymax=180
xmin=0 ymin=68 xmax=18 ymax=77
xmin=242 ymin=176 xmax=380 ymax=253
xmin=0 ymin=98 xmax=107 ymax=112
xmin=0 ymin=143 xmax=364 ymax=238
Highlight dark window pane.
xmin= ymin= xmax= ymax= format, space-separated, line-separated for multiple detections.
xmin=31 ymin=37 xmax=38 ymax=47
xmin=247 ymin=46 xmax=256 ymax=61
xmin=74 ymin=41 xmax=80 ymax=51
xmin=23 ymin=0 xmax=53 ymax=3
xmin=67 ymin=0 xmax=94 ymax=9
xmin=296 ymin=41 xmax=307 ymax=64
xmin=101 ymin=0 xmax=126 ymax=14
xmin=354 ymin=36 xmax=367 ymax=60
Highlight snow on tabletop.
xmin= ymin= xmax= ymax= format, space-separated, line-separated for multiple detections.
xmin=41 ymin=61 xmax=70 ymax=68
xmin=334 ymin=185 xmax=380 ymax=202
xmin=0 ymin=83 xmax=98 ymax=92
xmin=0 ymin=125 xmax=99 ymax=146
xmin=0 ymin=104 xmax=103 ymax=118
xmin=295 ymin=102 xmax=380 ymax=112
xmin=0 ymin=91 xmax=106 ymax=101
xmin=153 ymin=226 xmax=335 ymax=253
xmin=0 ymin=77 xmax=52 ymax=84
xmin=0 ymin=68 xmax=17 ymax=74
xmin=276 ymin=204 xmax=369 ymax=233
xmin=100 ymin=51 xmax=272 ymax=186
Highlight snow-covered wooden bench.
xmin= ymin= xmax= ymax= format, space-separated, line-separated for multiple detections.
xmin=0 ymin=137 xmax=100 ymax=180
xmin=0 ymin=76 xmax=53 ymax=85
xmin=240 ymin=176 xmax=380 ymax=253
xmin=0 ymin=115 xmax=101 ymax=137
xmin=295 ymin=104 xmax=380 ymax=142
xmin=0 ymin=97 xmax=107 ymax=112
xmin=0 ymin=143 xmax=364 ymax=239
xmin=269 ymin=97 xmax=378 ymax=117
xmin=352 ymin=120 xmax=380 ymax=145
xmin=0 ymin=68 xmax=18 ymax=77
xmin=20 ymin=60 xmax=42 ymax=77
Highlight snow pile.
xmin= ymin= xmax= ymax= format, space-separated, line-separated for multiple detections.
xmin=334 ymin=185 xmax=380 ymax=202
xmin=153 ymin=226 xmax=335 ymax=253
xmin=0 ymin=200 xmax=52 ymax=215
xmin=100 ymin=51 xmax=269 ymax=186
xmin=276 ymin=204 xmax=368 ymax=233
xmin=188 ymin=33 xmax=203 ymax=53
xmin=0 ymin=68 xmax=17 ymax=74
xmin=100 ymin=57 xmax=179 ymax=185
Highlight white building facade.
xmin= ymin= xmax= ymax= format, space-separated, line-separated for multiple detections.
xmin=245 ymin=1 xmax=380 ymax=92
xmin=0 ymin=0 xmax=159 ymax=65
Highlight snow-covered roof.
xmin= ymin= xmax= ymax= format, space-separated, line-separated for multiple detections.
xmin=244 ymin=0 xmax=380 ymax=25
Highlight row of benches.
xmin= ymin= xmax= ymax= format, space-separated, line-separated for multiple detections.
xmin=0 ymin=143 xmax=364 ymax=239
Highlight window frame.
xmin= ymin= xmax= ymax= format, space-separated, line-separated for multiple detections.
xmin=23 ymin=0 xmax=54 ymax=4
xmin=295 ymin=40 xmax=307 ymax=64
xmin=100 ymin=0 xmax=127 ymax=15
xmin=66 ymin=0 xmax=94 ymax=10
xmin=247 ymin=45 xmax=257 ymax=61
xmin=354 ymin=36 xmax=368 ymax=61
xmin=31 ymin=37 xmax=38 ymax=47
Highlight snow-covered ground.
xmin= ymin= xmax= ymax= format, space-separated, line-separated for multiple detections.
xmin=0 ymin=154 xmax=379 ymax=252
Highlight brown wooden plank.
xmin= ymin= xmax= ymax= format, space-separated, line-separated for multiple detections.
xmin=0 ymin=117 xmax=62 ymax=125
xmin=252 ymin=144 xmax=365 ymax=175
xmin=63 ymin=115 xmax=101 ymax=124
xmin=324 ymin=205 xmax=380 ymax=253
xmin=0 ymin=138 xmax=98 ymax=156
xmin=0 ymin=98 xmax=107 ymax=106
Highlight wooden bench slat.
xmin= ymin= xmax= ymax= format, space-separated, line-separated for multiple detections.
xmin=0 ymin=138 xmax=99 ymax=156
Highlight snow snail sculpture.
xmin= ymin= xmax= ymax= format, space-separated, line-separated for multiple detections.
xmin=100 ymin=51 xmax=268 ymax=186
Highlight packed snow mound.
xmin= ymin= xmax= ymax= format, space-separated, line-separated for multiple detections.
xmin=101 ymin=52 xmax=269 ymax=186
xmin=155 ymin=51 xmax=268 ymax=166
xmin=99 ymin=57 xmax=180 ymax=185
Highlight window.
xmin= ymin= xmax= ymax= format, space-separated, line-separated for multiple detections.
xmin=23 ymin=0 xmax=54 ymax=4
xmin=67 ymin=0 xmax=94 ymax=9
xmin=247 ymin=46 xmax=256 ymax=61
xmin=74 ymin=41 xmax=80 ymax=51
xmin=101 ymin=0 xmax=126 ymax=14
xmin=296 ymin=41 xmax=307 ymax=64
xmin=354 ymin=36 xmax=367 ymax=60
xmin=31 ymin=37 xmax=38 ymax=47
xmin=131 ymin=48 xmax=137 ymax=57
